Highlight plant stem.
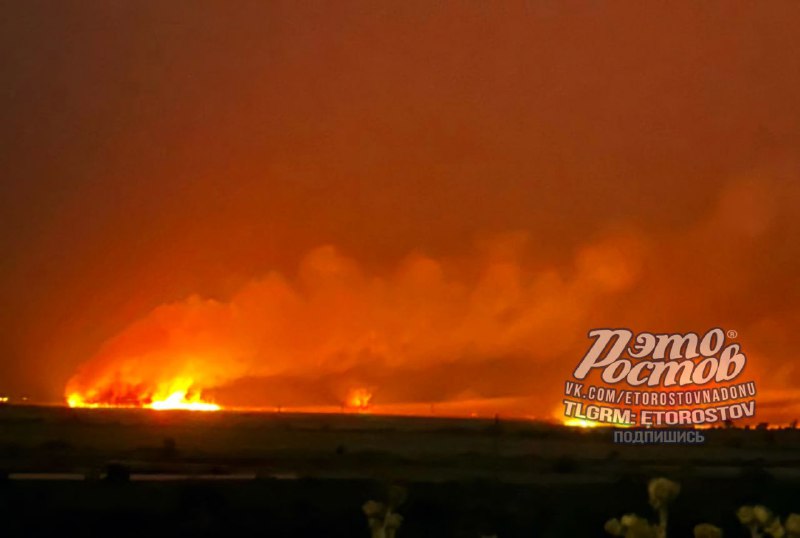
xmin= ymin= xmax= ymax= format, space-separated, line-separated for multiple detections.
xmin=658 ymin=507 xmax=668 ymax=538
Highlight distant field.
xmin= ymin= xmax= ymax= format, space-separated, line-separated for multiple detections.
xmin=1 ymin=405 xmax=800 ymax=536
xmin=2 ymin=405 xmax=800 ymax=479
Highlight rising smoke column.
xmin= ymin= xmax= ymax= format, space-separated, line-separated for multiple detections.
xmin=65 ymin=177 xmax=800 ymax=420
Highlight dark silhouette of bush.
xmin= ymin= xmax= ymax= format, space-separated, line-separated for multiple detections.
xmin=104 ymin=463 xmax=131 ymax=483
xmin=553 ymin=455 xmax=578 ymax=474
xmin=162 ymin=437 xmax=178 ymax=458
xmin=39 ymin=439 xmax=72 ymax=451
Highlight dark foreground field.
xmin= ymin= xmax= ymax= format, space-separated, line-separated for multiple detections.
xmin=1 ymin=405 xmax=800 ymax=537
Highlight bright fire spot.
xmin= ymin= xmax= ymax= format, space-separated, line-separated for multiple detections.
xmin=346 ymin=388 xmax=373 ymax=410
xmin=563 ymin=417 xmax=599 ymax=428
xmin=66 ymin=378 xmax=220 ymax=412
xmin=149 ymin=390 xmax=220 ymax=411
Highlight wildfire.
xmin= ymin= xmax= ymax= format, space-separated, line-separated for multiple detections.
xmin=346 ymin=388 xmax=373 ymax=411
xmin=148 ymin=390 xmax=221 ymax=411
xmin=66 ymin=377 xmax=220 ymax=412
xmin=563 ymin=417 xmax=600 ymax=428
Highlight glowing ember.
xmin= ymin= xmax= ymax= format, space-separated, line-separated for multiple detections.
xmin=346 ymin=388 xmax=373 ymax=410
xmin=66 ymin=378 xmax=220 ymax=412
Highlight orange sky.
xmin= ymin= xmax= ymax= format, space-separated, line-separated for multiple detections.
xmin=1 ymin=2 xmax=800 ymax=422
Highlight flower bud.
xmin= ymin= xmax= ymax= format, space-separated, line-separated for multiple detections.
xmin=765 ymin=518 xmax=785 ymax=538
xmin=737 ymin=506 xmax=756 ymax=526
xmin=755 ymin=505 xmax=774 ymax=526
xmin=694 ymin=523 xmax=723 ymax=538
xmin=647 ymin=477 xmax=681 ymax=509
xmin=604 ymin=518 xmax=623 ymax=536
xmin=785 ymin=514 xmax=800 ymax=536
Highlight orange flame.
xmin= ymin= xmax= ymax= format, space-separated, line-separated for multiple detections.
xmin=66 ymin=377 xmax=220 ymax=412
xmin=346 ymin=388 xmax=373 ymax=411
xmin=562 ymin=417 xmax=599 ymax=428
